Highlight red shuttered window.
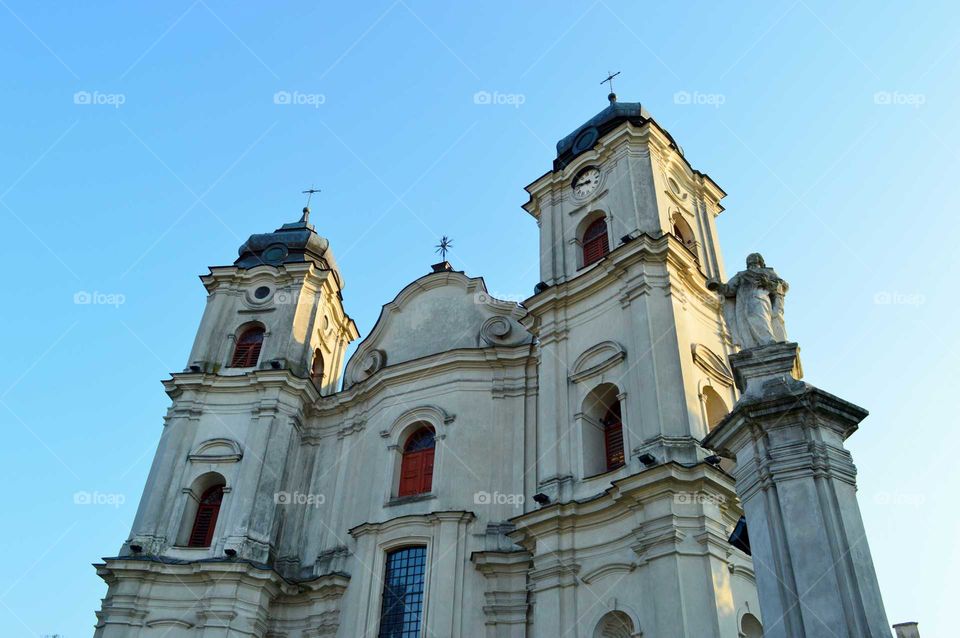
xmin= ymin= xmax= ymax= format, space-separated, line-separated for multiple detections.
xmin=603 ymin=403 xmax=625 ymax=471
xmin=188 ymin=485 xmax=224 ymax=547
xmin=230 ymin=326 xmax=264 ymax=368
xmin=582 ymin=218 xmax=609 ymax=266
xmin=398 ymin=427 xmax=436 ymax=497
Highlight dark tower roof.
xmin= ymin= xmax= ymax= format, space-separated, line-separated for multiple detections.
xmin=234 ymin=208 xmax=343 ymax=286
xmin=554 ymin=96 xmax=681 ymax=170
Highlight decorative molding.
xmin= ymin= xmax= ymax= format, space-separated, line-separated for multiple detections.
xmin=569 ymin=341 xmax=626 ymax=383
xmin=146 ymin=618 xmax=195 ymax=629
xmin=187 ymin=438 xmax=243 ymax=463
xmin=379 ymin=404 xmax=455 ymax=441
xmin=479 ymin=316 xmax=512 ymax=346
xmin=580 ymin=561 xmax=638 ymax=584
xmin=351 ymin=348 xmax=386 ymax=385
xmin=691 ymin=343 xmax=734 ymax=387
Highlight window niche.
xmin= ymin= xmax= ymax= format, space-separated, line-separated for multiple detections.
xmin=578 ymin=212 xmax=610 ymax=268
xmin=398 ymin=426 xmax=436 ymax=498
xmin=176 ymin=472 xmax=228 ymax=548
xmin=377 ymin=545 xmax=428 ymax=638
xmin=580 ymin=383 xmax=626 ymax=477
xmin=230 ymin=323 xmax=265 ymax=368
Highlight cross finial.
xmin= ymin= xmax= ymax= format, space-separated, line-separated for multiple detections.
xmin=300 ymin=185 xmax=321 ymax=223
xmin=601 ymin=70 xmax=620 ymax=102
xmin=301 ymin=185 xmax=321 ymax=208
xmin=435 ymin=235 xmax=453 ymax=261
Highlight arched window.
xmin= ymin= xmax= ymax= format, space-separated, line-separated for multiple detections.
xmin=398 ymin=426 xmax=435 ymax=497
xmin=602 ymin=401 xmax=625 ymax=471
xmin=378 ymin=546 xmax=427 ymax=638
xmin=311 ymin=348 xmax=325 ymax=388
xmin=740 ymin=613 xmax=763 ymax=638
xmin=671 ymin=214 xmax=696 ymax=251
xmin=703 ymin=386 xmax=729 ymax=431
xmin=581 ymin=383 xmax=625 ymax=476
xmin=594 ymin=610 xmax=635 ymax=638
xmin=230 ymin=325 xmax=264 ymax=368
xmin=582 ymin=218 xmax=610 ymax=266
xmin=188 ymin=484 xmax=224 ymax=547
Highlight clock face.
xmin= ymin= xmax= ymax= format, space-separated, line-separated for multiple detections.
xmin=572 ymin=167 xmax=601 ymax=198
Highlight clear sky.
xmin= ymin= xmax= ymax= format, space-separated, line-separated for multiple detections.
xmin=1 ymin=1 xmax=956 ymax=635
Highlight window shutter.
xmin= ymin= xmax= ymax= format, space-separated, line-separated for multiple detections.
xmin=230 ymin=327 xmax=264 ymax=368
xmin=421 ymin=448 xmax=435 ymax=493
xmin=188 ymin=485 xmax=224 ymax=547
xmin=604 ymin=420 xmax=625 ymax=471
xmin=582 ymin=219 xmax=610 ymax=266
xmin=399 ymin=453 xmax=421 ymax=497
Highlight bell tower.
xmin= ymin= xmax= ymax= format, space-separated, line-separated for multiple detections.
xmin=510 ymin=93 xmax=762 ymax=638
xmin=521 ymin=93 xmax=736 ymax=498
xmin=525 ymin=93 xmax=727 ymax=286
xmin=118 ymin=205 xmax=357 ymax=563
xmin=187 ymin=206 xmax=357 ymax=394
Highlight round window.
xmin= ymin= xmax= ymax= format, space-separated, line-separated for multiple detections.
xmin=262 ymin=244 xmax=288 ymax=264
xmin=254 ymin=286 xmax=271 ymax=300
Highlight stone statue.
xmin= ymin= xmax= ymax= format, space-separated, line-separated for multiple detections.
xmin=707 ymin=253 xmax=788 ymax=349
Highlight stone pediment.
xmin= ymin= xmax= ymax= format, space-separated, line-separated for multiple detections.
xmin=187 ymin=438 xmax=243 ymax=463
xmin=343 ymin=271 xmax=532 ymax=389
xmin=691 ymin=343 xmax=734 ymax=386
xmin=569 ymin=341 xmax=626 ymax=383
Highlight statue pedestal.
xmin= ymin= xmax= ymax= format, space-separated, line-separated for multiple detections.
xmin=704 ymin=343 xmax=890 ymax=638
xmin=729 ymin=341 xmax=805 ymax=400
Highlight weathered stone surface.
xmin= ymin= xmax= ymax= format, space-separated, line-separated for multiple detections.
xmin=704 ymin=344 xmax=891 ymax=638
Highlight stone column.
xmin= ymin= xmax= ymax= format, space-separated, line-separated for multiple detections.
xmin=703 ymin=342 xmax=890 ymax=638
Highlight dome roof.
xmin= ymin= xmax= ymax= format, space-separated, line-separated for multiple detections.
xmin=554 ymin=96 xmax=680 ymax=169
xmin=235 ymin=209 xmax=342 ymax=285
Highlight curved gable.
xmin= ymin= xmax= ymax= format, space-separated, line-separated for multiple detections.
xmin=344 ymin=271 xmax=531 ymax=388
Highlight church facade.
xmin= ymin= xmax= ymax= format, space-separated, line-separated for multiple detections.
xmin=95 ymin=96 xmax=767 ymax=638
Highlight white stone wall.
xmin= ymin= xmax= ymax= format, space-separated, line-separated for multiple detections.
xmin=96 ymin=115 xmax=762 ymax=638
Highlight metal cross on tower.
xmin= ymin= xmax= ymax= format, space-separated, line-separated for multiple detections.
xmin=300 ymin=186 xmax=321 ymax=223
xmin=302 ymin=186 xmax=321 ymax=208
xmin=435 ymin=235 xmax=453 ymax=261
xmin=601 ymin=70 xmax=621 ymax=100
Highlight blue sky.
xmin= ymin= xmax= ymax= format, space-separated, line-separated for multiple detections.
xmin=1 ymin=1 xmax=956 ymax=634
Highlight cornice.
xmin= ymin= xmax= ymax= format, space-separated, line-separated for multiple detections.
xmin=314 ymin=345 xmax=535 ymax=417
xmin=509 ymin=463 xmax=737 ymax=540
xmin=523 ymin=233 xmax=707 ymax=318
xmin=348 ymin=510 xmax=476 ymax=539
